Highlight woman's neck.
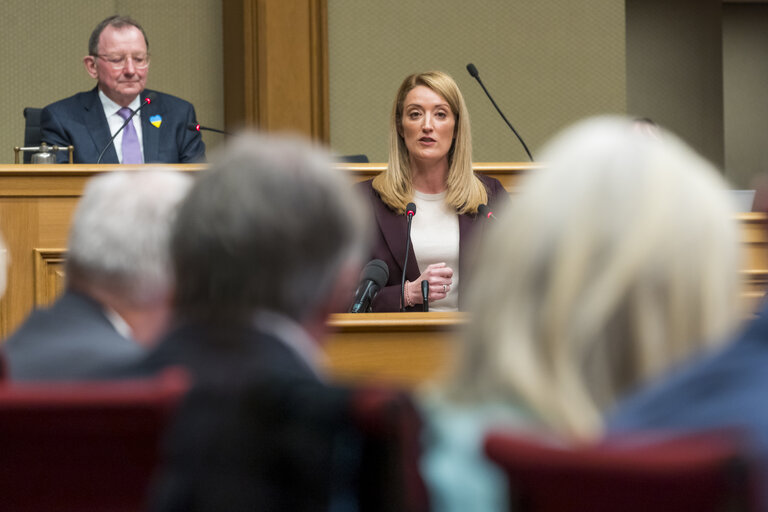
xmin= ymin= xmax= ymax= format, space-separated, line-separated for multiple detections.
xmin=411 ymin=157 xmax=449 ymax=194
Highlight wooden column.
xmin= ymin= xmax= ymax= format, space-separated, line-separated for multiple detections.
xmin=222 ymin=0 xmax=329 ymax=141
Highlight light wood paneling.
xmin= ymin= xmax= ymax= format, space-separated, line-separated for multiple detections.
xmin=222 ymin=0 xmax=329 ymax=140
xmin=33 ymin=249 xmax=66 ymax=308
xmin=325 ymin=312 xmax=464 ymax=386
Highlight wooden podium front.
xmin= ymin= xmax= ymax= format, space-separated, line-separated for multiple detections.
xmin=325 ymin=312 xmax=465 ymax=386
xmin=1 ymin=163 xmax=767 ymax=387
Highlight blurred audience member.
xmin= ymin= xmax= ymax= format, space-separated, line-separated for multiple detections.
xmin=609 ymin=216 xmax=768 ymax=491
xmin=632 ymin=116 xmax=660 ymax=139
xmin=419 ymin=116 xmax=744 ymax=512
xmin=3 ymin=170 xmax=191 ymax=380
xmin=112 ymin=133 xmax=372 ymax=511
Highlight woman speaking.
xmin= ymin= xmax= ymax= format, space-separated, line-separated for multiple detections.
xmin=357 ymin=71 xmax=509 ymax=312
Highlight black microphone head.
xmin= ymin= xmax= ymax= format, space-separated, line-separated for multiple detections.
xmin=144 ymin=92 xmax=157 ymax=103
xmin=406 ymin=202 xmax=417 ymax=217
xmin=466 ymin=63 xmax=479 ymax=78
xmin=361 ymin=259 xmax=389 ymax=288
xmin=187 ymin=123 xmax=201 ymax=132
xmin=478 ymin=204 xmax=488 ymax=217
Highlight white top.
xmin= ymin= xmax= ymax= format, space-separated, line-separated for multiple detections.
xmin=411 ymin=190 xmax=459 ymax=311
xmin=98 ymin=90 xmax=144 ymax=163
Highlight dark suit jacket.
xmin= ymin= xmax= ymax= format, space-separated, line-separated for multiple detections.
xmin=2 ymin=290 xmax=143 ymax=381
xmin=608 ymin=300 xmax=768 ymax=501
xmin=98 ymin=320 xmax=361 ymax=512
xmin=356 ymin=174 xmax=510 ymax=312
xmin=40 ymin=87 xmax=205 ymax=164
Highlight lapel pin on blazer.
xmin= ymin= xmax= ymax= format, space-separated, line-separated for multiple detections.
xmin=149 ymin=114 xmax=162 ymax=128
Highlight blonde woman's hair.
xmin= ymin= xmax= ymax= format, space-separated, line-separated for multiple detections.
xmin=372 ymin=71 xmax=487 ymax=214
xmin=444 ymin=116 xmax=744 ymax=440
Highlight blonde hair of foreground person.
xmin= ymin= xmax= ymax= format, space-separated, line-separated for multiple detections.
xmin=372 ymin=70 xmax=487 ymax=214
xmin=443 ymin=116 xmax=744 ymax=440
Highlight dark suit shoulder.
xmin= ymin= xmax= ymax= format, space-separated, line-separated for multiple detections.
xmin=355 ymin=178 xmax=401 ymax=216
xmin=354 ymin=178 xmax=376 ymax=196
xmin=475 ymin=172 xmax=505 ymax=193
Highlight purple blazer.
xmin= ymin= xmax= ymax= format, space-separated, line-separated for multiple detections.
xmin=356 ymin=174 xmax=509 ymax=312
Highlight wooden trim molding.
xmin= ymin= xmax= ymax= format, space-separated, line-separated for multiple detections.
xmin=222 ymin=0 xmax=329 ymax=141
xmin=33 ymin=249 xmax=66 ymax=308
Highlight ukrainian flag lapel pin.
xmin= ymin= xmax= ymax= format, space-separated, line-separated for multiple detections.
xmin=150 ymin=114 xmax=162 ymax=128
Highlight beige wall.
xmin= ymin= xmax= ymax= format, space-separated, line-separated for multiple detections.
xmin=327 ymin=0 xmax=627 ymax=163
xmin=0 ymin=0 xmax=224 ymax=164
xmin=626 ymin=0 xmax=725 ymax=169
xmin=723 ymin=3 xmax=768 ymax=188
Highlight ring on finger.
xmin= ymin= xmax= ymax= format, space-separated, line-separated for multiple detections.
xmin=443 ymin=284 xmax=447 ymax=293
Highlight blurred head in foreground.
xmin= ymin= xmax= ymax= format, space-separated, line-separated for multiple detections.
xmin=446 ymin=116 xmax=743 ymax=439
xmin=171 ymin=132 xmax=369 ymax=334
xmin=67 ymin=170 xmax=192 ymax=343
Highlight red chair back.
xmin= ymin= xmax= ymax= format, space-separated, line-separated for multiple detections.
xmin=484 ymin=430 xmax=762 ymax=512
xmin=0 ymin=369 xmax=188 ymax=512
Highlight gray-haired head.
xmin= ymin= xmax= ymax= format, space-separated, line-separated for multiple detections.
xmin=171 ymin=132 xmax=370 ymax=323
xmin=66 ymin=170 xmax=193 ymax=306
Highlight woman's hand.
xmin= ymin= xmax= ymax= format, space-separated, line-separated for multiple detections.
xmin=407 ymin=262 xmax=453 ymax=305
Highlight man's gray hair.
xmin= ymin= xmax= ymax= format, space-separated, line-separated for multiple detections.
xmin=172 ymin=132 xmax=370 ymax=323
xmin=66 ymin=170 xmax=193 ymax=305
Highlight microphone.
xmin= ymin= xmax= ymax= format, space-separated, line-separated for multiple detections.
xmin=478 ymin=204 xmax=497 ymax=220
xmin=421 ymin=280 xmax=429 ymax=312
xmin=96 ymin=93 xmax=155 ymax=164
xmin=401 ymin=202 xmax=417 ymax=312
xmin=187 ymin=123 xmax=232 ymax=136
xmin=466 ymin=63 xmax=534 ymax=162
xmin=349 ymin=259 xmax=389 ymax=313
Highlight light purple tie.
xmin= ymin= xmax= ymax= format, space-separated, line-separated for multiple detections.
xmin=117 ymin=107 xmax=143 ymax=164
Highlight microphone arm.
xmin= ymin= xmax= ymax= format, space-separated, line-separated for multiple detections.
xmin=96 ymin=95 xmax=153 ymax=164
xmin=478 ymin=204 xmax=497 ymax=220
xmin=466 ymin=63 xmax=534 ymax=162
xmin=188 ymin=123 xmax=231 ymax=136
xmin=400 ymin=202 xmax=417 ymax=312
xmin=421 ymin=280 xmax=429 ymax=312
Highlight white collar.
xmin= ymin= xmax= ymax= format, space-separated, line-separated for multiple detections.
xmin=98 ymin=89 xmax=142 ymax=118
xmin=103 ymin=306 xmax=134 ymax=340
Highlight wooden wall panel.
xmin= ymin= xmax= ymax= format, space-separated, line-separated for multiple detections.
xmin=222 ymin=0 xmax=329 ymax=141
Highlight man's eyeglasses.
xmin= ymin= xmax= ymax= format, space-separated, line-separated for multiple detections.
xmin=93 ymin=54 xmax=151 ymax=69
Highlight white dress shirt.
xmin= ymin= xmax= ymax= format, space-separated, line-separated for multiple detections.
xmin=98 ymin=90 xmax=145 ymax=163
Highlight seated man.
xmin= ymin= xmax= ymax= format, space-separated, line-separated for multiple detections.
xmin=41 ymin=15 xmax=205 ymax=164
xmin=608 ymin=303 xmax=768 ymax=495
xmin=2 ymin=170 xmax=192 ymax=380
xmin=109 ymin=133 xmax=374 ymax=511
